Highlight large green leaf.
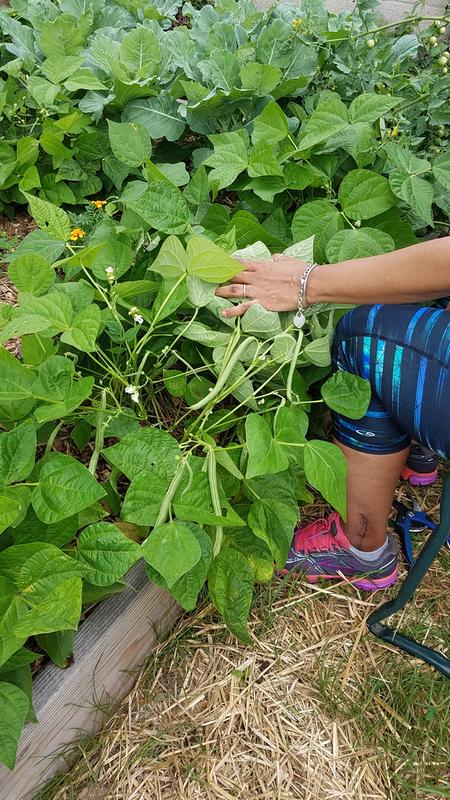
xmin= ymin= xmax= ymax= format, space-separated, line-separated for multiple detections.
xmin=205 ymin=131 xmax=248 ymax=192
xmin=245 ymin=414 xmax=288 ymax=479
xmin=103 ymin=427 xmax=179 ymax=482
xmin=142 ymin=522 xmax=202 ymax=589
xmin=122 ymin=95 xmax=185 ymax=141
xmin=255 ymin=19 xmax=291 ymax=68
xmin=200 ymin=49 xmax=239 ymax=91
xmin=13 ymin=577 xmax=83 ymax=637
xmin=0 ymin=347 xmax=35 ymax=422
xmin=0 ymin=485 xmax=30 ymax=534
xmin=32 ymin=454 xmax=105 ymax=524
xmin=0 ymin=578 xmax=28 ymax=669
xmin=384 ymin=142 xmax=431 ymax=176
xmin=1 ymin=542 xmax=86 ymax=604
xmin=0 ymin=292 xmax=73 ymax=342
xmin=348 ymin=93 xmax=401 ymax=124
xmin=120 ymin=27 xmax=161 ymax=79
xmin=36 ymin=630 xmax=74 ymax=669
xmin=240 ymin=62 xmax=281 ymax=96
xmin=252 ymin=101 xmax=288 ymax=146
xmin=291 ymin=200 xmax=344 ymax=263
xmin=145 ymin=524 xmax=212 ymax=611
xmin=186 ymin=236 xmax=243 ymax=283
xmin=339 ymin=170 xmax=397 ymax=220
xmin=273 ymin=405 xmax=308 ymax=461
xmin=0 ymin=682 xmax=29 ymax=769
xmin=321 ymin=371 xmax=371 ymax=419
xmin=39 ymin=15 xmax=85 ymax=59
xmin=0 ymin=420 xmax=36 ymax=486
xmin=8 ymin=254 xmax=55 ymax=297
xmin=76 ymin=523 xmax=141 ymax=586
xmin=432 ymin=151 xmax=450 ymax=191
xmin=174 ymin=321 xmax=229 ymax=348
xmin=248 ymin=141 xmax=283 ymax=178
xmin=173 ymin=471 xmax=244 ymax=528
xmin=388 ymin=173 xmax=433 ymax=225
xmin=304 ymin=440 xmax=347 ymax=518
xmin=125 ymin=182 xmax=190 ymax=234
xmin=298 ymin=95 xmax=348 ymax=150
xmin=122 ymin=471 xmax=169 ymax=526
xmin=60 ymin=304 xmax=100 ymax=353
xmin=107 ymin=120 xmax=152 ymax=168
xmin=208 ymin=548 xmax=254 ymax=642
xmin=23 ymin=193 xmax=71 ymax=241
xmin=247 ymin=498 xmax=298 ymax=567
xmin=150 ymin=235 xmax=187 ymax=279
xmin=325 ymin=228 xmax=395 ymax=263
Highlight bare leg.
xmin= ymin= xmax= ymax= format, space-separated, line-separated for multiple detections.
xmin=335 ymin=440 xmax=410 ymax=552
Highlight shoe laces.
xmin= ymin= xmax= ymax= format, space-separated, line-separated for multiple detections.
xmin=293 ymin=512 xmax=347 ymax=555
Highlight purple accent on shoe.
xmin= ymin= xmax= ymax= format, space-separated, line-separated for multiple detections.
xmin=407 ymin=471 xmax=438 ymax=487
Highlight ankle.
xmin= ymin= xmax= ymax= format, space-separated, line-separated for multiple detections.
xmin=342 ymin=515 xmax=387 ymax=552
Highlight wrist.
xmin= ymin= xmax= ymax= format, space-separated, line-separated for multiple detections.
xmin=305 ymin=263 xmax=328 ymax=305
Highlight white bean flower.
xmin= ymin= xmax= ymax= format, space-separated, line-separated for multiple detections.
xmin=128 ymin=306 xmax=144 ymax=324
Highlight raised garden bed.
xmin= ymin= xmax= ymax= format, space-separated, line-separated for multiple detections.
xmin=0 ymin=564 xmax=180 ymax=800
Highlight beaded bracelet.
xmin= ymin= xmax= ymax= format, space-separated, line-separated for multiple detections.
xmin=293 ymin=262 xmax=319 ymax=330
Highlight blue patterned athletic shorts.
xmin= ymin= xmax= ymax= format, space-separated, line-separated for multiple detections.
xmin=331 ymin=304 xmax=450 ymax=459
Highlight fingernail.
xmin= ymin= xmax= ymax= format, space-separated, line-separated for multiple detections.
xmin=221 ymin=310 xmax=228 ymax=317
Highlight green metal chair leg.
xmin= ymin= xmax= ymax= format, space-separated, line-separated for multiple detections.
xmin=367 ymin=472 xmax=450 ymax=679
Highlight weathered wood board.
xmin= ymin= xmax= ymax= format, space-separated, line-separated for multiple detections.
xmin=0 ymin=563 xmax=181 ymax=800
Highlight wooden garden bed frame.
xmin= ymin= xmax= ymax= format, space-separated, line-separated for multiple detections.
xmin=0 ymin=564 xmax=181 ymax=800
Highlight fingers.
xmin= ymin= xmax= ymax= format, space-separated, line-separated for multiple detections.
xmin=216 ymin=283 xmax=257 ymax=299
xmin=232 ymin=258 xmax=258 ymax=271
xmin=224 ymin=270 xmax=254 ymax=285
xmin=221 ymin=300 xmax=257 ymax=318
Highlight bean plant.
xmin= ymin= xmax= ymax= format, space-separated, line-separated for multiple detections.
xmin=1 ymin=0 xmax=450 ymax=770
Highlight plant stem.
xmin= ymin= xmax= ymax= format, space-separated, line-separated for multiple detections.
xmin=286 ymin=330 xmax=304 ymax=403
xmin=44 ymin=421 xmax=63 ymax=454
xmin=88 ymin=388 xmax=107 ymax=476
xmin=151 ymin=457 xmax=188 ymax=530
xmin=207 ymin=449 xmax=223 ymax=558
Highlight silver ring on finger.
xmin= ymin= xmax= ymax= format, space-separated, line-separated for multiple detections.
xmin=243 ymin=284 xmax=247 ymax=298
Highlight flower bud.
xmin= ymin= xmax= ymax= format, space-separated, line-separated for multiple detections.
xmin=367 ymin=38 xmax=375 ymax=48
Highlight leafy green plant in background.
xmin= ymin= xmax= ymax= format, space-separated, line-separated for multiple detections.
xmin=1 ymin=0 xmax=450 ymax=770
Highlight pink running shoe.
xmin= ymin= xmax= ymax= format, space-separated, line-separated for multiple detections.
xmin=281 ymin=512 xmax=398 ymax=591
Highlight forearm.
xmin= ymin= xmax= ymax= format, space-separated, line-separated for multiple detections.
xmin=308 ymin=238 xmax=450 ymax=306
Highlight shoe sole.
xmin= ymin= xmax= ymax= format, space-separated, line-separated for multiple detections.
xmin=401 ymin=467 xmax=438 ymax=486
xmin=279 ymin=567 xmax=397 ymax=591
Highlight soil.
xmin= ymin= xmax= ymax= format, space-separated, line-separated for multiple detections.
xmin=0 ymin=212 xmax=37 ymax=356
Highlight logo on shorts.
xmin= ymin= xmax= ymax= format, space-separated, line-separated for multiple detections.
xmin=355 ymin=429 xmax=376 ymax=437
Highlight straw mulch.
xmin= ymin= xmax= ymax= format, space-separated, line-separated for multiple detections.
xmin=52 ymin=585 xmax=391 ymax=800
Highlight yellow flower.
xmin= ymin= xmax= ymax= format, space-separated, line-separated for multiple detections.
xmin=387 ymin=126 xmax=399 ymax=138
xmin=90 ymin=199 xmax=107 ymax=209
xmin=292 ymin=17 xmax=302 ymax=30
xmin=69 ymin=227 xmax=86 ymax=241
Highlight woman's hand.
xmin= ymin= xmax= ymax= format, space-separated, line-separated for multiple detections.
xmin=215 ymin=255 xmax=308 ymax=318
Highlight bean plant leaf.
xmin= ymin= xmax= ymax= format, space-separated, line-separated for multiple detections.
xmin=60 ymin=304 xmax=101 ymax=352
xmin=338 ymin=170 xmax=397 ymax=220
xmin=8 ymin=254 xmax=55 ymax=297
xmin=13 ymin=576 xmax=83 ymax=637
xmin=304 ymin=440 xmax=347 ymax=519
xmin=107 ymin=120 xmax=152 ymax=168
xmin=142 ymin=522 xmax=202 ymax=589
xmin=23 ymin=193 xmax=71 ymax=241
xmin=186 ymin=236 xmax=244 ymax=283
xmin=245 ymin=414 xmax=289 ymax=479
xmin=348 ymin=93 xmax=401 ymax=124
xmin=205 ymin=131 xmax=248 ymax=191
xmin=0 ymin=347 xmax=35 ymax=422
xmin=122 ymin=471 xmax=169 ymax=526
xmin=297 ymin=95 xmax=348 ymax=150
xmin=432 ymin=152 xmax=450 ymax=190
xmin=0 ymin=419 xmax=36 ymax=486
xmin=103 ymin=427 xmax=180 ymax=482
xmin=292 ymin=200 xmax=344 ymax=263
xmin=126 ymin=182 xmax=190 ymax=234
xmin=248 ymin=498 xmax=298 ymax=567
xmin=326 ymin=228 xmax=395 ymax=263
xmin=0 ymin=682 xmax=29 ymax=769
xmin=321 ymin=371 xmax=371 ymax=419
xmin=388 ymin=173 xmax=433 ymax=225
xmin=208 ymin=548 xmax=254 ymax=642
xmin=32 ymin=454 xmax=105 ymax=523
xmin=0 ymin=578 xmax=28 ymax=669
xmin=76 ymin=523 xmax=141 ymax=586
xmin=252 ymin=101 xmax=288 ymax=146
